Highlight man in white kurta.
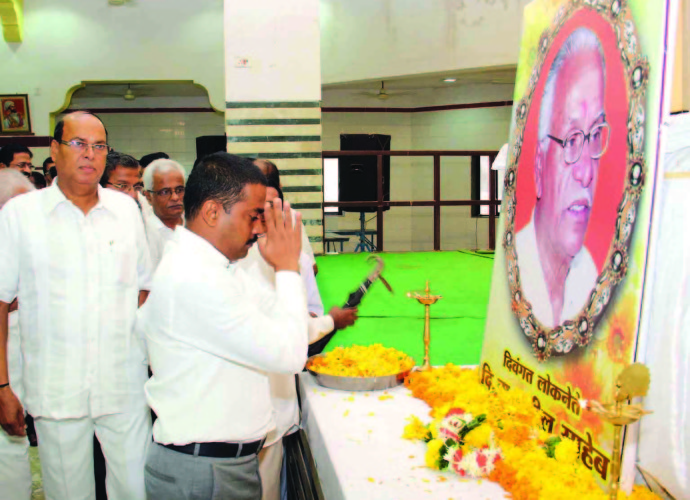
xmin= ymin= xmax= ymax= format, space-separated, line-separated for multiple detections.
xmin=139 ymin=152 xmax=308 ymax=500
xmin=0 ymin=169 xmax=34 ymax=500
xmin=241 ymin=184 xmax=358 ymax=500
xmin=515 ymin=28 xmax=607 ymax=328
xmin=516 ymin=217 xmax=597 ymax=328
xmin=143 ymin=159 xmax=186 ymax=270
xmin=0 ymin=112 xmax=152 ymax=500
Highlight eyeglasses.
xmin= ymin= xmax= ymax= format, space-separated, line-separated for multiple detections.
xmin=57 ymin=139 xmax=110 ymax=156
xmin=148 ymin=186 xmax=185 ymax=198
xmin=547 ymin=122 xmax=610 ymax=165
xmin=107 ymin=182 xmax=136 ymax=193
xmin=11 ymin=162 xmax=33 ymax=170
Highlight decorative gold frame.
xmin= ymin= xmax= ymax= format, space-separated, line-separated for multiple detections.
xmin=503 ymin=0 xmax=648 ymax=361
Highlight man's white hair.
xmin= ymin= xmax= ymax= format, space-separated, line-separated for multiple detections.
xmin=143 ymin=158 xmax=186 ymax=191
xmin=0 ymin=169 xmax=34 ymax=208
xmin=3 ymin=101 xmax=13 ymax=111
xmin=538 ymin=27 xmax=606 ymax=143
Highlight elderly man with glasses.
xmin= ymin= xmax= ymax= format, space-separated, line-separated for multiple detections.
xmin=143 ymin=158 xmax=186 ymax=270
xmin=516 ymin=27 xmax=610 ymax=329
xmin=0 ymin=111 xmax=152 ymax=500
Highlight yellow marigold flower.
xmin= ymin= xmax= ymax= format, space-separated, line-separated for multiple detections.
xmin=464 ymin=423 xmax=493 ymax=449
xmin=554 ymin=439 xmax=580 ymax=465
xmin=307 ymin=344 xmax=415 ymax=377
xmin=429 ymin=419 xmax=440 ymax=439
xmin=425 ymin=439 xmax=445 ymax=470
xmin=402 ymin=415 xmax=429 ymax=441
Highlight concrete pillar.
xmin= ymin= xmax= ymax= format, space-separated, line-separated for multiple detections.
xmin=224 ymin=0 xmax=323 ymax=254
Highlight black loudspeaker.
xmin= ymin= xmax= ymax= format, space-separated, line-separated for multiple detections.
xmin=339 ymin=134 xmax=391 ymax=213
xmin=195 ymin=135 xmax=227 ymax=162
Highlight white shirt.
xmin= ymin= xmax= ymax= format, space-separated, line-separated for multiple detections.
xmin=0 ymin=184 xmax=152 ymax=419
xmin=144 ymin=213 xmax=176 ymax=271
xmin=301 ymin=222 xmax=316 ymax=266
xmin=139 ymin=227 xmax=308 ymax=445
xmin=515 ymin=215 xmax=597 ymax=328
xmin=302 ymin=252 xmax=325 ymax=317
xmin=7 ymin=311 xmax=24 ymax=404
xmin=239 ymin=244 xmax=333 ymax=446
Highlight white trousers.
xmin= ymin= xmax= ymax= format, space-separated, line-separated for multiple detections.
xmin=258 ymin=439 xmax=283 ymax=500
xmin=0 ymin=429 xmax=31 ymax=500
xmin=34 ymin=406 xmax=151 ymax=500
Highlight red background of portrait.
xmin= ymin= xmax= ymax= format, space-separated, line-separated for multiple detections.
xmin=513 ymin=9 xmax=628 ymax=273
xmin=2 ymin=98 xmax=26 ymax=118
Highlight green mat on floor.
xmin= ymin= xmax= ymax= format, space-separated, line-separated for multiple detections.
xmin=314 ymin=251 xmax=494 ymax=366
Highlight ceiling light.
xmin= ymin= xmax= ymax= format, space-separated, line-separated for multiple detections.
xmin=442 ymin=78 xmax=457 ymax=83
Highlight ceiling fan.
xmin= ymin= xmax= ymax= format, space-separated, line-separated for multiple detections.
xmin=355 ymin=81 xmax=416 ymax=100
xmin=83 ymin=83 xmax=154 ymax=101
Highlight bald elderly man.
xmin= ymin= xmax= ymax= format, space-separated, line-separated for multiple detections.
xmin=0 ymin=170 xmax=34 ymax=500
xmin=0 ymin=111 xmax=152 ymax=500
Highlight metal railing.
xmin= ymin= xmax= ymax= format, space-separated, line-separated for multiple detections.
xmin=322 ymin=150 xmax=501 ymax=251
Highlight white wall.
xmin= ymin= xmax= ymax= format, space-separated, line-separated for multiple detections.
xmin=0 ymin=0 xmax=224 ymax=136
xmin=320 ymin=0 xmax=531 ymax=84
xmin=410 ymin=106 xmax=512 ymax=250
xmin=98 ymin=112 xmax=224 ymax=174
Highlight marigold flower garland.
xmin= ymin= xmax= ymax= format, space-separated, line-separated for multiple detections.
xmin=402 ymin=365 xmax=660 ymax=500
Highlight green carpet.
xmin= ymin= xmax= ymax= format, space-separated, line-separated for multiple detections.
xmin=315 ymin=251 xmax=494 ymax=365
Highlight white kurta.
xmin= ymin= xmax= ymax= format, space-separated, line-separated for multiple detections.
xmin=240 ymin=244 xmax=333 ymax=447
xmin=0 ymin=311 xmax=31 ymax=500
xmin=0 ymin=183 xmax=153 ymax=500
xmin=515 ymin=215 xmax=597 ymax=328
xmin=144 ymin=213 xmax=176 ymax=272
xmin=0 ymin=183 xmax=152 ymax=419
xmin=139 ymin=227 xmax=309 ymax=445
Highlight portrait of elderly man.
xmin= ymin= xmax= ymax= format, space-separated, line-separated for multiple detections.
xmin=2 ymin=101 xmax=25 ymax=130
xmin=516 ymin=27 xmax=611 ymax=329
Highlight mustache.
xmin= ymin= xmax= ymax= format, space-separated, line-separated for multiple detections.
xmin=247 ymin=235 xmax=259 ymax=246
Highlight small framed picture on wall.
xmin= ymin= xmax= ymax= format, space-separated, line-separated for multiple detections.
xmin=0 ymin=94 xmax=32 ymax=135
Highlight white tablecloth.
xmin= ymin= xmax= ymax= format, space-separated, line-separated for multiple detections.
xmin=299 ymin=373 xmax=507 ymax=500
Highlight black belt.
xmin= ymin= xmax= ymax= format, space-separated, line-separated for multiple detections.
xmin=159 ymin=438 xmax=265 ymax=458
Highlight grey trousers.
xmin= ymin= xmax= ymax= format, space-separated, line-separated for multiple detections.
xmin=145 ymin=442 xmax=262 ymax=500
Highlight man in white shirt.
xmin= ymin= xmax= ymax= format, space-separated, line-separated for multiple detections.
xmin=515 ymin=28 xmax=608 ymax=328
xmin=139 ymin=152 xmax=308 ymax=500
xmin=0 ymin=111 xmax=153 ymax=500
xmin=143 ymin=158 xmax=186 ymax=270
xmin=240 ymin=183 xmax=357 ymax=500
xmin=0 ymin=169 xmax=34 ymax=500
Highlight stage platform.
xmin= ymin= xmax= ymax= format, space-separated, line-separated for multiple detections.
xmin=314 ymin=250 xmax=494 ymax=366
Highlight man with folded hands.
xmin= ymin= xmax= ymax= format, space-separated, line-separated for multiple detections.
xmin=138 ymin=152 xmax=308 ymax=500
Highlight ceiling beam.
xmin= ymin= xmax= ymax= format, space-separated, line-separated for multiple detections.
xmin=0 ymin=0 xmax=23 ymax=43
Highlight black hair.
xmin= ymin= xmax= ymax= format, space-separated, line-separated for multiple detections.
xmin=42 ymin=157 xmax=54 ymax=174
xmin=254 ymin=158 xmax=281 ymax=187
xmin=140 ymin=152 xmax=169 ymax=169
xmin=49 ymin=166 xmax=57 ymax=180
xmin=266 ymin=177 xmax=284 ymax=203
xmin=100 ymin=151 xmax=140 ymax=187
xmin=185 ymin=152 xmax=267 ymax=221
xmin=31 ymin=171 xmax=47 ymax=189
xmin=0 ymin=144 xmax=32 ymax=167
xmin=53 ymin=111 xmax=108 ymax=143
